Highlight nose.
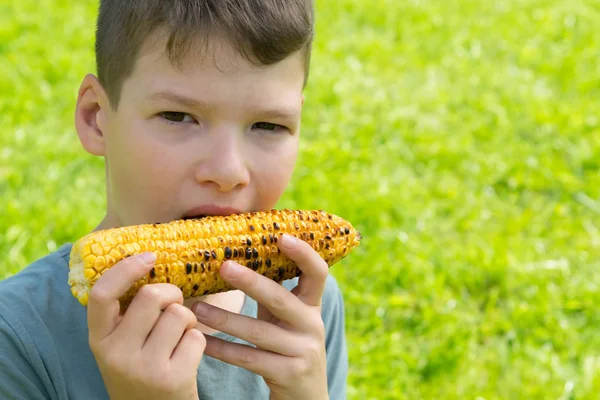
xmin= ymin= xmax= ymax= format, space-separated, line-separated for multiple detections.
xmin=193 ymin=127 xmax=250 ymax=192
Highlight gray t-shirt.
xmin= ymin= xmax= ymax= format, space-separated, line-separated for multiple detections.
xmin=0 ymin=243 xmax=348 ymax=399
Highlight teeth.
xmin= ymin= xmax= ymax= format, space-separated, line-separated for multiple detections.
xmin=183 ymin=215 xmax=207 ymax=220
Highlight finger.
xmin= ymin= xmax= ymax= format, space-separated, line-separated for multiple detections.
xmin=171 ymin=328 xmax=206 ymax=372
xmin=87 ymin=252 xmax=156 ymax=343
xmin=257 ymin=302 xmax=277 ymax=325
xmin=277 ymin=234 xmax=328 ymax=307
xmin=219 ymin=261 xmax=310 ymax=329
xmin=110 ymin=283 xmax=185 ymax=347
xmin=203 ymin=334 xmax=285 ymax=379
xmin=192 ymin=301 xmax=300 ymax=356
xmin=144 ymin=303 xmax=198 ymax=360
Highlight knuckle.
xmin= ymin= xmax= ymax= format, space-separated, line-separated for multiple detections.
xmin=137 ymin=284 xmax=161 ymax=303
xmin=270 ymin=291 xmax=288 ymax=311
xmin=214 ymin=308 xmax=229 ymax=328
xmin=288 ymin=358 xmax=311 ymax=379
xmin=164 ymin=303 xmax=189 ymax=320
xmin=213 ymin=337 xmax=226 ymax=357
xmin=310 ymin=315 xmax=326 ymax=339
xmin=183 ymin=307 xmax=198 ymax=325
xmin=247 ymin=323 xmax=268 ymax=343
xmin=315 ymin=260 xmax=329 ymax=280
xmin=187 ymin=328 xmax=207 ymax=349
xmin=88 ymin=333 xmax=110 ymax=355
xmin=304 ymin=339 xmax=324 ymax=362
xmin=88 ymin=285 xmax=112 ymax=305
xmin=238 ymin=345 xmax=256 ymax=366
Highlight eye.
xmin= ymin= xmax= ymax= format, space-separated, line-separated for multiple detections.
xmin=159 ymin=112 xmax=195 ymax=124
xmin=252 ymin=122 xmax=287 ymax=132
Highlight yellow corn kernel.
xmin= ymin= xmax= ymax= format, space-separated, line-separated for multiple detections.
xmin=68 ymin=209 xmax=361 ymax=308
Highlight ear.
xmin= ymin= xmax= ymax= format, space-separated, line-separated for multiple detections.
xmin=301 ymin=94 xmax=305 ymax=106
xmin=74 ymin=74 xmax=111 ymax=156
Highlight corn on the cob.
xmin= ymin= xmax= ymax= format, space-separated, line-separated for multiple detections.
xmin=68 ymin=209 xmax=361 ymax=307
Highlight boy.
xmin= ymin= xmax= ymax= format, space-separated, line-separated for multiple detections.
xmin=0 ymin=0 xmax=348 ymax=399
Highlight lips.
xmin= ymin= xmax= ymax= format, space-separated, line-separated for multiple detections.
xmin=182 ymin=205 xmax=243 ymax=220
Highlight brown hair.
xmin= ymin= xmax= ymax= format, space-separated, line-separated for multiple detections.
xmin=95 ymin=0 xmax=315 ymax=107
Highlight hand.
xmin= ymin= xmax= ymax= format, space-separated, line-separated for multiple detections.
xmin=87 ymin=252 xmax=206 ymax=400
xmin=191 ymin=234 xmax=329 ymax=400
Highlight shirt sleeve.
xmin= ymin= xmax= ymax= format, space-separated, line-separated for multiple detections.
xmin=0 ymin=313 xmax=49 ymax=400
xmin=321 ymin=275 xmax=349 ymax=400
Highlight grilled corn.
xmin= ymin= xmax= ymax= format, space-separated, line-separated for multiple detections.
xmin=68 ymin=209 xmax=361 ymax=307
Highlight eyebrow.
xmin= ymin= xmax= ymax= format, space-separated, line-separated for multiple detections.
xmin=147 ymin=91 xmax=214 ymax=112
xmin=147 ymin=90 xmax=301 ymax=121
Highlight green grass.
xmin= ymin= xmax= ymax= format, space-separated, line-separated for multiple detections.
xmin=2 ymin=0 xmax=600 ymax=398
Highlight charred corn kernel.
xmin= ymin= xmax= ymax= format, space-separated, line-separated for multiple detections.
xmin=68 ymin=209 xmax=361 ymax=308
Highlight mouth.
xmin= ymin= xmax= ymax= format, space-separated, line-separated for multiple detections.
xmin=181 ymin=205 xmax=243 ymax=220
xmin=182 ymin=214 xmax=208 ymax=220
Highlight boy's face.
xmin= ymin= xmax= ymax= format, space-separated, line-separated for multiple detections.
xmin=76 ymin=33 xmax=305 ymax=228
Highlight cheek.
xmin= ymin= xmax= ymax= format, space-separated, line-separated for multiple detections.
xmin=252 ymin=140 xmax=298 ymax=206
xmin=105 ymin=120 xmax=183 ymax=218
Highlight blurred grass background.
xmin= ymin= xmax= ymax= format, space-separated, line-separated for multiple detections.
xmin=1 ymin=0 xmax=600 ymax=398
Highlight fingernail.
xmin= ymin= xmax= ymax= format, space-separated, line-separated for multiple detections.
xmin=139 ymin=252 xmax=156 ymax=264
xmin=193 ymin=302 xmax=208 ymax=319
xmin=280 ymin=234 xmax=297 ymax=248
xmin=222 ymin=261 xmax=243 ymax=278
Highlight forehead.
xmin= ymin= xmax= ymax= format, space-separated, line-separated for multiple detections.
xmin=124 ymin=31 xmax=306 ymax=102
